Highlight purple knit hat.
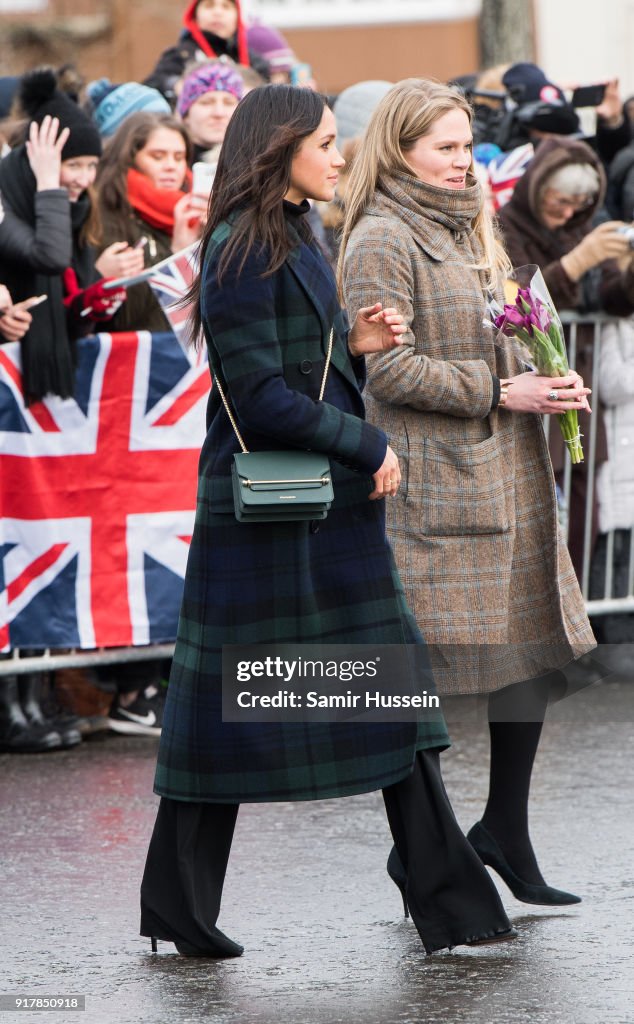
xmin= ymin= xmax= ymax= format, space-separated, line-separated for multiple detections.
xmin=177 ymin=63 xmax=245 ymax=118
xmin=247 ymin=23 xmax=296 ymax=74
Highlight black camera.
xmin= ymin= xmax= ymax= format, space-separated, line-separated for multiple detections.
xmin=465 ymin=87 xmax=581 ymax=152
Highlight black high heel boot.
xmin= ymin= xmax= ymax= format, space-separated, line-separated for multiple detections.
xmin=148 ymin=929 xmax=243 ymax=958
xmin=467 ymin=821 xmax=581 ymax=906
xmin=386 ymin=846 xmax=409 ymax=918
xmin=142 ymin=905 xmax=243 ymax=958
xmin=387 ymin=844 xmax=517 ymax=948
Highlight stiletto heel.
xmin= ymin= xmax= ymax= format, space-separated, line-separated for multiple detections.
xmin=467 ymin=821 xmax=581 ymax=906
xmin=387 ymin=846 xmax=409 ymax=918
xmin=141 ymin=906 xmax=244 ymax=958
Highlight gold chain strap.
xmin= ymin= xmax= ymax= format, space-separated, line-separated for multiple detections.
xmin=213 ymin=328 xmax=334 ymax=455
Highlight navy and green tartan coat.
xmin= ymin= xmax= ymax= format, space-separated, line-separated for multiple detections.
xmin=154 ymin=206 xmax=449 ymax=803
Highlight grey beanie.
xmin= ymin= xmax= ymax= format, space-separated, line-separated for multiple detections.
xmin=334 ymin=80 xmax=394 ymax=145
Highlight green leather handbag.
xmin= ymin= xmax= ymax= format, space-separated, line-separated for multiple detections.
xmin=231 ymin=450 xmax=333 ymax=522
xmin=215 ymin=329 xmax=335 ymax=523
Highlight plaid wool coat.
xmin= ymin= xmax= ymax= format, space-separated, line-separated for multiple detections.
xmin=154 ymin=207 xmax=449 ymax=803
xmin=342 ymin=173 xmax=596 ymax=695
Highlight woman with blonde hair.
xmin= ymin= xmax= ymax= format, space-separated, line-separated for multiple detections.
xmin=340 ymin=78 xmax=596 ymax=908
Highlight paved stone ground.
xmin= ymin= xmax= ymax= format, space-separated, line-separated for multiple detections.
xmin=1 ymin=679 xmax=633 ymax=1024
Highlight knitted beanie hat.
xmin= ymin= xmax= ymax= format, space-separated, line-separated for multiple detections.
xmin=18 ymin=68 xmax=102 ymax=159
xmin=86 ymin=79 xmax=170 ymax=137
xmin=246 ymin=23 xmax=296 ymax=74
xmin=177 ymin=62 xmax=244 ymax=118
xmin=334 ymin=80 xmax=394 ymax=145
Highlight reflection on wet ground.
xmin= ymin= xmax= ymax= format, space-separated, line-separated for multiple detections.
xmin=2 ymin=680 xmax=633 ymax=1024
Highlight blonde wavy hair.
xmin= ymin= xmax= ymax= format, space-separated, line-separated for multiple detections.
xmin=337 ymin=77 xmax=511 ymax=293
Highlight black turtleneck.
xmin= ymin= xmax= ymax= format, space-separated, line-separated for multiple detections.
xmin=283 ymin=199 xmax=311 ymax=218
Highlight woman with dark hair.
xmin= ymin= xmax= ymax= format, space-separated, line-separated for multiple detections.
xmin=96 ymin=111 xmax=207 ymax=334
xmin=139 ymin=84 xmax=516 ymax=959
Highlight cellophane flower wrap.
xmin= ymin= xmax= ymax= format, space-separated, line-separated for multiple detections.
xmin=487 ymin=264 xmax=584 ymax=464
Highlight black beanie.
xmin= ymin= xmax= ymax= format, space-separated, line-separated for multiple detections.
xmin=18 ymin=68 xmax=102 ymax=159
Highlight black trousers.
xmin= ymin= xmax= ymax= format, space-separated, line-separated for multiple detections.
xmin=382 ymin=750 xmax=510 ymax=952
xmin=140 ymin=750 xmax=510 ymax=955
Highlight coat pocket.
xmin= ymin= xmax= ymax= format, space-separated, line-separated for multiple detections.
xmin=410 ymin=434 xmax=513 ymax=536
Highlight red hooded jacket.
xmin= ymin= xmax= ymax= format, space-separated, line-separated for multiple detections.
xmin=182 ymin=0 xmax=249 ymax=66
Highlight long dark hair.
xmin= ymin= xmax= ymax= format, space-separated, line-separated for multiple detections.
xmin=95 ymin=112 xmax=192 ymax=239
xmin=188 ymin=84 xmax=326 ymax=346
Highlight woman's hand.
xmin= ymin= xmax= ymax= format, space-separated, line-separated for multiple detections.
xmin=171 ymin=193 xmax=208 ymax=252
xmin=25 ymin=115 xmax=70 ymax=192
xmin=95 ymin=241 xmax=146 ymax=280
xmin=596 ymin=78 xmax=623 ymax=127
xmin=369 ymin=445 xmax=401 ymax=500
xmin=560 ymin=222 xmax=632 ymax=281
xmin=0 ymin=298 xmax=32 ymax=342
xmin=348 ymin=303 xmax=408 ymax=357
xmin=501 ymin=370 xmax=592 ymax=414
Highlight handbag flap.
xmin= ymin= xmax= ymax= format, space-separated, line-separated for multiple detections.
xmin=233 ymin=451 xmax=333 ymax=509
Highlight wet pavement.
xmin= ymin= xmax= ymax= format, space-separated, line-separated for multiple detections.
xmin=1 ymin=679 xmax=633 ymax=1024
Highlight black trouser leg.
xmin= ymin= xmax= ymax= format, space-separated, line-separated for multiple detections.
xmin=382 ymin=750 xmax=511 ymax=954
xmin=140 ymin=797 xmax=239 ymax=949
xmin=481 ymin=672 xmax=554 ymax=885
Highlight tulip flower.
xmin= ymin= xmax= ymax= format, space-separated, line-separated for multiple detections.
xmin=488 ymin=269 xmax=583 ymax=463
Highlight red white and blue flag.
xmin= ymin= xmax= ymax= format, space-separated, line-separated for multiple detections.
xmin=0 ymin=331 xmax=210 ymax=652
xmin=147 ymin=245 xmax=199 ymax=341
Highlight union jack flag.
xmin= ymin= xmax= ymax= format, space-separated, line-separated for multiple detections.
xmin=146 ymin=244 xmax=199 ymax=342
xmin=487 ymin=142 xmax=534 ymax=211
xmin=0 ymin=331 xmax=210 ymax=652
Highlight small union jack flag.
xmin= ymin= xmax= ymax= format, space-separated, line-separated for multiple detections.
xmin=146 ymin=245 xmax=200 ymax=343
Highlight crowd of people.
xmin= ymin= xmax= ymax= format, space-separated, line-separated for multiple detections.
xmin=1 ymin=0 xmax=633 ymax=962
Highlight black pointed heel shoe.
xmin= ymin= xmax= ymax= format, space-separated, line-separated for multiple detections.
xmin=467 ymin=822 xmax=581 ymax=906
xmin=387 ymin=846 xmax=410 ymax=918
xmin=149 ymin=930 xmax=243 ymax=958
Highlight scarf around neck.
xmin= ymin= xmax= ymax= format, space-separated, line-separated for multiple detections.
xmin=127 ymin=166 xmax=191 ymax=235
xmin=380 ymin=170 xmax=483 ymax=236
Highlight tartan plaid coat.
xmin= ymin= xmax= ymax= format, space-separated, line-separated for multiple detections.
xmin=342 ymin=173 xmax=596 ymax=695
xmin=154 ymin=207 xmax=449 ymax=803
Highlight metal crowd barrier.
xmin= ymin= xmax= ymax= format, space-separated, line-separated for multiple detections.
xmin=554 ymin=312 xmax=634 ymax=617
xmin=0 ymin=645 xmax=175 ymax=676
xmin=1 ymin=312 xmax=632 ymax=676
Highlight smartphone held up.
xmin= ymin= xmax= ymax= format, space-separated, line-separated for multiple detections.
xmin=192 ymin=162 xmax=216 ymax=197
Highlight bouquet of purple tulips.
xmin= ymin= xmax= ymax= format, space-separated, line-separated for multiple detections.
xmin=489 ymin=265 xmax=584 ymax=464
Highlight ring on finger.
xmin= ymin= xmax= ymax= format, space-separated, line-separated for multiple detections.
xmin=547 ymin=389 xmax=559 ymax=402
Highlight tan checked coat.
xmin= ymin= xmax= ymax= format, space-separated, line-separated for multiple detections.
xmin=343 ymin=172 xmax=595 ymax=694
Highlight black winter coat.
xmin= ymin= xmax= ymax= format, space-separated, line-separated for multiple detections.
xmin=143 ymin=30 xmax=267 ymax=102
xmin=0 ymin=146 xmax=98 ymax=402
